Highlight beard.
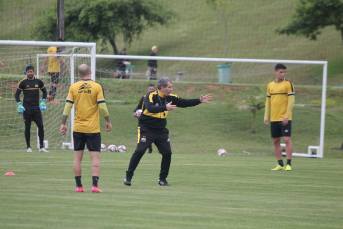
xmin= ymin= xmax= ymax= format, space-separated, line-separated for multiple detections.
xmin=27 ymin=74 xmax=34 ymax=79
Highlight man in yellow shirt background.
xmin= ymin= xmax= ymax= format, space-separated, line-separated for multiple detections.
xmin=41 ymin=38 xmax=71 ymax=103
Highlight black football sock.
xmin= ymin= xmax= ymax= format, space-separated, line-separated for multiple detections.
xmin=278 ymin=160 xmax=284 ymax=166
xmin=92 ymin=176 xmax=99 ymax=187
xmin=287 ymin=159 xmax=291 ymax=166
xmin=75 ymin=176 xmax=82 ymax=187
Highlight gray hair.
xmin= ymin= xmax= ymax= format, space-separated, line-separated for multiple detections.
xmin=157 ymin=77 xmax=172 ymax=89
xmin=78 ymin=64 xmax=90 ymax=77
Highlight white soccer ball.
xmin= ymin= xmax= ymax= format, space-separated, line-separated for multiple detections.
xmin=136 ymin=109 xmax=143 ymax=117
xmin=118 ymin=145 xmax=127 ymax=153
xmin=108 ymin=144 xmax=117 ymax=152
xmin=217 ymin=149 xmax=227 ymax=156
xmin=100 ymin=144 xmax=107 ymax=152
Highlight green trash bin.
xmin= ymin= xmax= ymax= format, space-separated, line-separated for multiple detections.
xmin=217 ymin=64 xmax=232 ymax=83
xmin=126 ymin=65 xmax=134 ymax=79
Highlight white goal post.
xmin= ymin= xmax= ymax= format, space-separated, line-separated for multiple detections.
xmin=0 ymin=40 xmax=96 ymax=150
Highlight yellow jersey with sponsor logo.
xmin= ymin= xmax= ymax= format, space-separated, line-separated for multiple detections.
xmin=66 ymin=80 xmax=105 ymax=133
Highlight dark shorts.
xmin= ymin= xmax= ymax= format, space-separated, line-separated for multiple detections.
xmin=23 ymin=106 xmax=43 ymax=125
xmin=271 ymin=121 xmax=292 ymax=138
xmin=49 ymin=72 xmax=60 ymax=84
xmin=116 ymin=68 xmax=126 ymax=79
xmin=136 ymin=125 xmax=171 ymax=155
xmin=73 ymin=132 xmax=101 ymax=151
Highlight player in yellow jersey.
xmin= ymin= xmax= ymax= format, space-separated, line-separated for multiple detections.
xmin=264 ymin=64 xmax=295 ymax=171
xmin=41 ymin=38 xmax=71 ymax=103
xmin=60 ymin=64 xmax=112 ymax=193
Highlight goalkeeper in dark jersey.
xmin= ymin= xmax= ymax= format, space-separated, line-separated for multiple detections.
xmin=15 ymin=65 xmax=49 ymax=153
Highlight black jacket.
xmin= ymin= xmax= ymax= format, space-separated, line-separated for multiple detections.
xmin=148 ymin=52 xmax=157 ymax=68
xmin=116 ymin=52 xmax=128 ymax=69
xmin=139 ymin=90 xmax=201 ymax=131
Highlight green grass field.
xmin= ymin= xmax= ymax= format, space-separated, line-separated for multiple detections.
xmin=1 ymin=151 xmax=342 ymax=229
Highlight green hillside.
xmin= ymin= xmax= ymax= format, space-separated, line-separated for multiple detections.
xmin=1 ymin=0 xmax=343 ymax=85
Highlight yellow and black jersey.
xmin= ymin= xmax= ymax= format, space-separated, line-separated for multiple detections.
xmin=15 ymin=77 xmax=46 ymax=107
xmin=139 ymin=90 xmax=201 ymax=130
xmin=267 ymin=79 xmax=295 ymax=121
xmin=66 ymin=79 xmax=105 ymax=133
xmin=47 ymin=46 xmax=63 ymax=73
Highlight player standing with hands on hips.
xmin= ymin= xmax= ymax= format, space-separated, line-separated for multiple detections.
xmin=124 ymin=77 xmax=212 ymax=186
xmin=264 ymin=63 xmax=295 ymax=171
xmin=15 ymin=65 xmax=49 ymax=153
xmin=60 ymin=64 xmax=112 ymax=193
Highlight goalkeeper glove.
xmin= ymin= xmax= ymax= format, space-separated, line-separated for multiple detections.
xmin=39 ymin=99 xmax=47 ymax=111
xmin=17 ymin=102 xmax=25 ymax=114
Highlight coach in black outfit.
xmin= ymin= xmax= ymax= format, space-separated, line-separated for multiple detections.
xmin=124 ymin=77 xmax=212 ymax=186
xmin=15 ymin=65 xmax=49 ymax=153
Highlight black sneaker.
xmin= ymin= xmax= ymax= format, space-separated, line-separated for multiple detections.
xmin=158 ymin=179 xmax=170 ymax=186
xmin=147 ymin=149 xmax=153 ymax=154
xmin=124 ymin=177 xmax=132 ymax=186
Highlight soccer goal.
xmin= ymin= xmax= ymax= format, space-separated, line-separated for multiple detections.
xmin=0 ymin=40 xmax=96 ymax=150
xmin=97 ymin=54 xmax=327 ymax=158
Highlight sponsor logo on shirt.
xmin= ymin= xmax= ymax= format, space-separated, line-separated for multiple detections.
xmin=78 ymin=83 xmax=92 ymax=94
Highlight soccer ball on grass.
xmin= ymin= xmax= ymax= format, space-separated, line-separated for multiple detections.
xmin=118 ymin=145 xmax=127 ymax=153
xmin=100 ymin=144 xmax=107 ymax=152
xmin=217 ymin=149 xmax=227 ymax=156
xmin=108 ymin=145 xmax=117 ymax=152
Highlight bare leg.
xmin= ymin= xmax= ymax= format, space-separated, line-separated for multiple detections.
xmin=89 ymin=151 xmax=100 ymax=176
xmin=283 ymin=136 xmax=293 ymax=160
xmin=272 ymin=137 xmax=282 ymax=160
xmin=74 ymin=150 xmax=84 ymax=176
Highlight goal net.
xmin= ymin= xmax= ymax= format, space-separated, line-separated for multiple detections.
xmin=98 ymin=55 xmax=327 ymax=158
xmin=0 ymin=40 xmax=96 ymax=150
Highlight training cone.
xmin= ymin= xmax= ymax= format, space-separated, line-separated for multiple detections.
xmin=5 ymin=172 xmax=15 ymax=175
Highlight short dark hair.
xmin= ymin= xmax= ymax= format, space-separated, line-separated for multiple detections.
xmin=122 ymin=48 xmax=127 ymax=52
xmin=26 ymin=65 xmax=34 ymax=72
xmin=275 ymin=63 xmax=287 ymax=71
xmin=148 ymin=84 xmax=155 ymax=87
xmin=57 ymin=38 xmax=64 ymax=42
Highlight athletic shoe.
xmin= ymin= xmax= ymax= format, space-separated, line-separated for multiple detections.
xmin=124 ymin=177 xmax=131 ymax=186
xmin=271 ymin=165 xmax=285 ymax=171
xmin=51 ymin=100 xmax=59 ymax=103
xmin=75 ymin=186 xmax=86 ymax=192
xmin=158 ymin=179 xmax=170 ymax=186
xmin=39 ymin=148 xmax=49 ymax=153
xmin=147 ymin=149 xmax=153 ymax=154
xmin=91 ymin=186 xmax=102 ymax=193
xmin=27 ymin=147 xmax=32 ymax=153
xmin=285 ymin=164 xmax=292 ymax=171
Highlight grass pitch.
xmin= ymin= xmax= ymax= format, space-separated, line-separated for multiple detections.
xmin=1 ymin=150 xmax=342 ymax=229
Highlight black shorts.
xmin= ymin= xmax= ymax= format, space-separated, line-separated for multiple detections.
xmin=271 ymin=121 xmax=292 ymax=138
xmin=49 ymin=72 xmax=60 ymax=84
xmin=116 ymin=68 xmax=126 ymax=79
xmin=23 ymin=106 xmax=43 ymax=125
xmin=73 ymin=132 xmax=101 ymax=151
xmin=136 ymin=125 xmax=171 ymax=155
